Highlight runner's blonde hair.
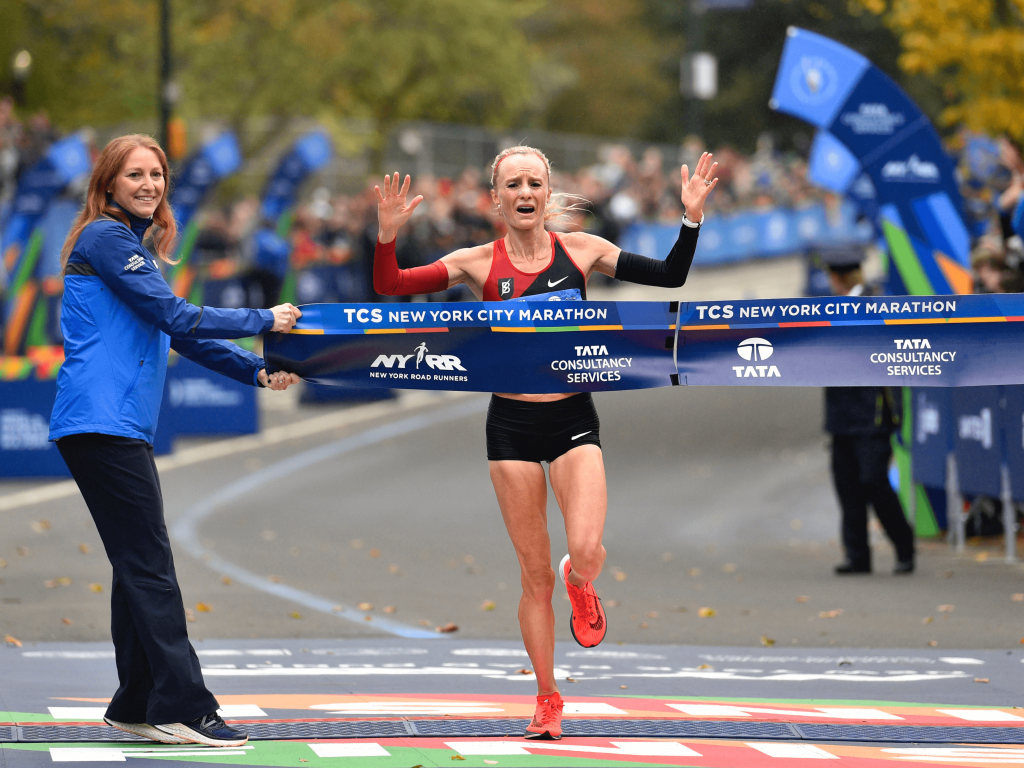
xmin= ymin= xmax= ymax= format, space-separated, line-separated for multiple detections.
xmin=489 ymin=145 xmax=586 ymax=223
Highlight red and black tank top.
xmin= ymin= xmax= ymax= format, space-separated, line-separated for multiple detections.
xmin=482 ymin=232 xmax=587 ymax=301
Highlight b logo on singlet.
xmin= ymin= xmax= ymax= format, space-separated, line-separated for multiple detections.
xmin=499 ymin=277 xmax=514 ymax=299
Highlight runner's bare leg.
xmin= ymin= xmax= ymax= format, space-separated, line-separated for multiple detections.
xmin=550 ymin=445 xmax=608 ymax=586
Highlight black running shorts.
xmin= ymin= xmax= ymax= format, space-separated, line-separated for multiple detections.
xmin=486 ymin=393 xmax=602 ymax=463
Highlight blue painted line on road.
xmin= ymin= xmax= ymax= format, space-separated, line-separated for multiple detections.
xmin=170 ymin=397 xmax=489 ymax=639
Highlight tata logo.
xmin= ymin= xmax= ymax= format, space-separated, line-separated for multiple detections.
xmin=881 ymin=155 xmax=940 ymax=182
xmin=790 ymin=55 xmax=838 ymax=104
xmin=371 ymin=342 xmax=467 ymax=372
xmin=959 ymin=408 xmax=993 ymax=450
xmin=737 ymin=338 xmax=773 ymax=361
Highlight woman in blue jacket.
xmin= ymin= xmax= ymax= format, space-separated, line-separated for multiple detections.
xmin=49 ymin=134 xmax=301 ymax=748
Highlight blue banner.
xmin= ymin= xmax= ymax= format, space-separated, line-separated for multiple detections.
xmin=910 ymin=387 xmax=951 ymax=489
xmin=266 ymin=294 xmax=1024 ymax=393
xmin=154 ymin=355 xmax=258 ymax=441
xmin=169 ymin=132 xmax=242 ymax=233
xmin=618 ymin=202 xmax=869 ymax=266
xmin=770 ymin=28 xmax=971 ymax=294
xmin=1002 ymin=386 xmax=1024 ymax=501
xmin=951 ymin=386 xmax=1002 ymax=497
xmin=0 ymin=379 xmax=70 ymax=478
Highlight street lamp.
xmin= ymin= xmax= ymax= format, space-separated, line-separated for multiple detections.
xmin=11 ymin=49 xmax=32 ymax=106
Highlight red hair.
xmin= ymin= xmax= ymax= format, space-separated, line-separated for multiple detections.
xmin=61 ymin=134 xmax=178 ymax=274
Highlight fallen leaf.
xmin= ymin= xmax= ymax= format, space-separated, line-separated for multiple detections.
xmin=388 ymin=565 xmax=401 ymax=575
xmin=89 ymin=583 xmax=103 ymax=593
xmin=760 ymin=635 xmax=776 ymax=647
xmin=796 ymin=596 xmax=809 ymax=603
xmin=185 ymin=609 xmax=196 ymax=622
xmin=364 ymin=615 xmax=373 ymax=621
xmin=4 ymin=634 xmax=21 ymax=647
xmin=369 ymin=549 xmax=381 ymax=558
xmin=937 ymin=604 xmax=955 ymax=613
xmin=697 ymin=663 xmax=713 ymax=670
xmin=614 ymin=571 xmax=627 ymax=582
xmin=698 ymin=607 xmax=716 ymax=618
xmin=436 ymin=622 xmax=459 ymax=633
xmin=722 ymin=563 xmax=737 ymax=573
xmin=0 ymin=559 xmax=5 ymax=568
xmin=481 ymin=600 xmax=496 ymax=611
xmin=566 ymin=677 xmax=578 ymax=682
xmin=44 ymin=580 xmax=56 ymax=589
xmin=221 ymin=576 xmax=232 ymax=586
xmin=619 ymin=685 xmax=628 ymax=689
xmin=15 ymin=546 xmax=29 ymax=557
xmin=647 ymin=611 xmax=658 ymax=618
xmin=516 ymin=668 xmax=533 ymax=675
xmin=976 ymin=552 xmax=989 ymax=562
xmin=688 ymin=568 xmax=701 ymax=577
xmin=1013 ymin=594 xmax=1024 ymax=602
xmin=350 ymin=539 xmax=364 ymax=549
xmin=419 ymin=619 xmax=432 ymax=626
xmin=922 ymin=616 xmax=933 ymax=624
xmin=78 ymin=544 xmax=90 ymax=555
xmin=383 ymin=606 xmax=396 ymax=614
xmin=975 ymin=678 xmax=990 ymax=683
xmin=290 ymin=612 xmax=302 ymax=619
xmin=195 ymin=603 xmax=212 ymax=613
xmin=62 ymin=618 xmax=73 ymax=625
xmin=300 ymin=760 xmax=308 ymax=763
xmin=268 ymin=575 xmax=281 ymax=583
xmin=452 ymin=756 xmax=466 ymax=761
xmin=928 ymin=640 xmax=938 ymax=647
xmin=31 ymin=520 xmax=51 ymax=533
xmin=606 ymin=599 xmax=620 ymax=608
xmin=818 ymin=609 xmax=843 ymax=619
xmin=639 ymin=622 xmax=649 ymax=629
xmin=358 ymin=602 xmax=374 ymax=611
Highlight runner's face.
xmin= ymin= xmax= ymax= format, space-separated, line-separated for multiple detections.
xmin=492 ymin=154 xmax=551 ymax=230
xmin=111 ymin=147 xmax=164 ymax=219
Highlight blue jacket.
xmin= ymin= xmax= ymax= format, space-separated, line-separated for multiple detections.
xmin=49 ymin=207 xmax=274 ymax=444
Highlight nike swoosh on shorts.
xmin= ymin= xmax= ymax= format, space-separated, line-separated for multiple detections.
xmin=548 ymin=276 xmax=569 ymax=287
xmin=571 ymin=431 xmax=592 ymax=440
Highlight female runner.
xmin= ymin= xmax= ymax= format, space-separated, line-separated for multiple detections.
xmin=374 ymin=146 xmax=717 ymax=740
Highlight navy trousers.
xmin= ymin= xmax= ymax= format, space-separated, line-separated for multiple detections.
xmin=57 ymin=433 xmax=218 ymax=725
xmin=830 ymin=434 xmax=915 ymax=568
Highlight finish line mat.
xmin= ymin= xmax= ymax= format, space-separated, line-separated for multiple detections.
xmin=265 ymin=294 xmax=1024 ymax=393
xmin=3 ymin=640 xmax=1024 ymax=764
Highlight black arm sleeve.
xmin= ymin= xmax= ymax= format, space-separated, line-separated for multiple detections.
xmin=614 ymin=222 xmax=700 ymax=288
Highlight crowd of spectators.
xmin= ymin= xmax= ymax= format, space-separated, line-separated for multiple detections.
xmin=0 ymin=97 xmax=63 ymax=211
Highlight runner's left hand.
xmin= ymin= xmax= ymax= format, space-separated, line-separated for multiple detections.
xmin=680 ymin=152 xmax=718 ymax=222
xmin=259 ymin=370 xmax=301 ymax=390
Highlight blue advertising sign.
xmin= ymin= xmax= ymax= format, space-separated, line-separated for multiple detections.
xmin=911 ymin=387 xmax=951 ymax=488
xmin=1002 ymin=385 xmax=1024 ymax=501
xmin=266 ymin=294 xmax=1024 ymax=393
xmin=951 ymin=386 xmax=1002 ymax=497
xmin=293 ymin=265 xmax=367 ymax=305
xmin=259 ymin=131 xmax=333 ymax=222
xmin=0 ymin=379 xmax=70 ymax=478
xmin=618 ymin=201 xmax=869 ymax=266
xmin=807 ymin=131 xmax=861 ymax=194
xmin=169 ymin=132 xmax=242 ymax=232
xmin=1 ymin=135 xmax=90 ymax=291
xmin=770 ymin=28 xmax=971 ymax=293
xmin=155 ymin=355 xmax=258 ymax=440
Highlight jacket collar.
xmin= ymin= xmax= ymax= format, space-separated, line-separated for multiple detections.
xmin=110 ymin=201 xmax=153 ymax=242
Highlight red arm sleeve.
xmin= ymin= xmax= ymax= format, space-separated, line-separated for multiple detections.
xmin=373 ymin=238 xmax=450 ymax=295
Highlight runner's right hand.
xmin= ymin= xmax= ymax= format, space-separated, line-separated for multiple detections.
xmin=270 ymin=303 xmax=302 ymax=333
xmin=376 ymin=172 xmax=424 ymax=243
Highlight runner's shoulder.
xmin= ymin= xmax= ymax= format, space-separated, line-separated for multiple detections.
xmin=558 ymin=230 xmax=617 ymax=258
xmin=443 ymin=241 xmax=494 ymax=266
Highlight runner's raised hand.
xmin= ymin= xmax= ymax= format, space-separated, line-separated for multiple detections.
xmin=679 ymin=152 xmax=718 ymax=222
xmin=376 ymin=172 xmax=424 ymax=243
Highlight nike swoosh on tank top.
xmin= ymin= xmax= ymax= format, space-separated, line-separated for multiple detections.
xmin=483 ymin=232 xmax=588 ymax=301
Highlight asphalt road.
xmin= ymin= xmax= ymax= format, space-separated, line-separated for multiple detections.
xmin=3 ymin=383 xmax=1024 ymax=650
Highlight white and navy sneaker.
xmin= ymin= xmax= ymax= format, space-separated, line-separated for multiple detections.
xmin=103 ymin=717 xmax=188 ymax=744
xmin=155 ymin=712 xmax=248 ymax=747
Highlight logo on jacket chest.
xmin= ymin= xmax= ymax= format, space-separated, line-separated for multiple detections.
xmin=498 ymin=277 xmax=514 ymax=299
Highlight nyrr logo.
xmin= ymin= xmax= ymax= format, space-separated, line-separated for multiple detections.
xmin=371 ymin=342 xmax=467 ymax=372
xmin=733 ymin=338 xmax=780 ymax=378
xmin=737 ymin=338 xmax=773 ymax=361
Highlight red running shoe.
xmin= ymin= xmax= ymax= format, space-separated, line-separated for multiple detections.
xmin=525 ymin=690 xmax=564 ymax=740
xmin=559 ymin=554 xmax=607 ymax=648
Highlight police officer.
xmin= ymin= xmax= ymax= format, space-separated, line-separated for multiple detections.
xmin=821 ymin=247 xmax=915 ymax=575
